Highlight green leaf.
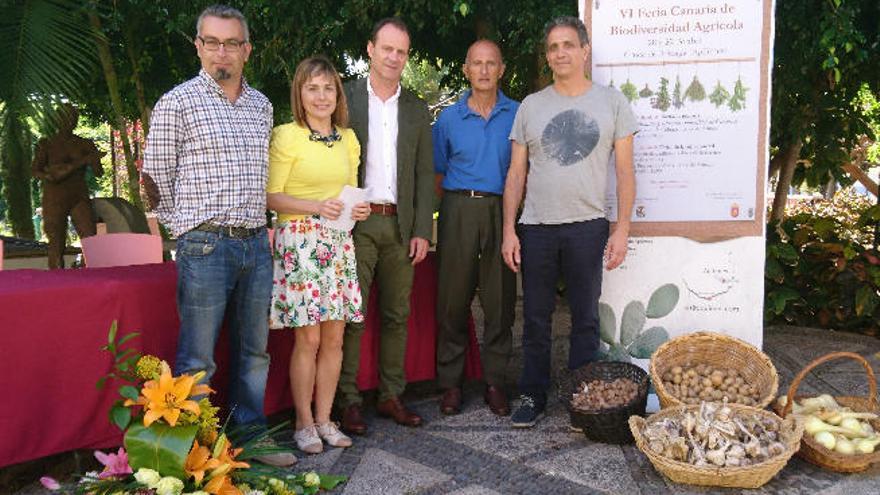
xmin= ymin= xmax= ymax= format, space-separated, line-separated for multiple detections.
xmin=620 ymin=301 xmax=646 ymax=347
xmin=605 ymin=343 xmax=631 ymax=363
xmin=125 ymin=422 xmax=198 ymax=479
xmin=628 ymin=327 xmax=669 ymax=359
xmin=117 ymin=331 xmax=140 ymax=347
xmin=107 ymin=320 xmax=118 ymax=347
xmin=320 ymin=475 xmax=347 ymax=490
xmin=110 ymin=404 xmax=132 ymax=431
xmin=119 ymin=385 xmax=140 ymax=401
xmin=598 ymin=302 xmax=617 ymax=344
xmin=770 ymin=287 xmax=800 ymax=315
xmin=645 ymin=284 xmax=680 ymax=318
xmin=855 ymin=286 xmax=879 ymax=316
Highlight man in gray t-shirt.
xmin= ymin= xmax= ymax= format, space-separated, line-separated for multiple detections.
xmin=502 ymin=16 xmax=638 ymax=428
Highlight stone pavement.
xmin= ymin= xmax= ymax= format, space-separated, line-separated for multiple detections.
xmin=285 ymin=323 xmax=880 ymax=495
xmin=11 ymin=304 xmax=880 ymax=494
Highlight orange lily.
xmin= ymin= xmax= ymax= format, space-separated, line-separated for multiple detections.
xmin=204 ymin=473 xmax=241 ymax=495
xmin=124 ymin=362 xmax=213 ymax=427
xmin=184 ymin=440 xmax=221 ymax=485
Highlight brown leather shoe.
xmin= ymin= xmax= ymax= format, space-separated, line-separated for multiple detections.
xmin=439 ymin=387 xmax=462 ymax=415
xmin=484 ymin=385 xmax=510 ymax=416
xmin=340 ymin=404 xmax=368 ymax=435
xmin=377 ymin=396 xmax=423 ymax=427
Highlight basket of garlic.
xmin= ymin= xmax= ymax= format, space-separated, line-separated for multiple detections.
xmin=629 ymin=401 xmax=803 ymax=488
xmin=775 ymin=351 xmax=880 ymax=473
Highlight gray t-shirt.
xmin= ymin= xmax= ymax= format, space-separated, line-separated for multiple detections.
xmin=510 ymin=84 xmax=638 ymax=225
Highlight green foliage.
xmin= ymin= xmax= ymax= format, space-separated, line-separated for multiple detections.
xmin=728 ymin=77 xmax=748 ymax=112
xmin=124 ymin=422 xmax=198 ymax=480
xmin=599 ymin=284 xmax=679 ymax=362
xmin=620 ymin=78 xmax=639 ymax=102
xmin=708 ymin=80 xmax=730 ymax=107
xmin=765 ymin=188 xmax=880 ymax=335
xmin=684 ymin=75 xmax=706 ymax=101
xmin=96 ymin=321 xmax=141 ymax=431
xmin=672 ymin=75 xmax=684 ymax=109
xmin=639 ymin=83 xmax=653 ymax=98
xmin=772 ymin=0 xmax=880 ymax=190
xmin=652 ymin=77 xmax=670 ymax=111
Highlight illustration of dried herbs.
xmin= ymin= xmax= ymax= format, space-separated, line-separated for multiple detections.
xmin=653 ymin=77 xmax=671 ymax=111
xmin=639 ymin=83 xmax=653 ymax=98
xmin=709 ymin=80 xmax=730 ymax=107
xmin=608 ymin=78 xmax=615 ymax=88
xmin=620 ymin=79 xmax=639 ymax=102
xmin=672 ymin=75 xmax=684 ymax=109
xmin=684 ymin=75 xmax=706 ymax=101
xmin=728 ymin=76 xmax=748 ymax=111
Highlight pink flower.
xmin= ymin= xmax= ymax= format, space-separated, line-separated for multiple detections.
xmin=40 ymin=477 xmax=60 ymax=490
xmin=94 ymin=447 xmax=132 ymax=479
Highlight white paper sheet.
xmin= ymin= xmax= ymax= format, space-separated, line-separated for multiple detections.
xmin=323 ymin=185 xmax=366 ymax=232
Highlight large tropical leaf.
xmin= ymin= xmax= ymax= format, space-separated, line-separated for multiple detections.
xmin=124 ymin=421 xmax=197 ymax=480
xmin=0 ymin=0 xmax=97 ymax=128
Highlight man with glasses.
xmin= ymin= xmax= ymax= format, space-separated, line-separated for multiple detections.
xmin=142 ymin=4 xmax=295 ymax=466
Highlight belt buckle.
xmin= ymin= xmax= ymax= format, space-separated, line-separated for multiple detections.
xmin=469 ymin=190 xmax=485 ymax=198
xmin=224 ymin=225 xmax=236 ymax=237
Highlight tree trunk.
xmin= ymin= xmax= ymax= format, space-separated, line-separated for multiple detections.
xmin=88 ymin=12 xmax=143 ymax=210
xmin=769 ymin=140 xmax=804 ymax=225
xmin=0 ymin=116 xmax=36 ymax=239
xmin=123 ymin=25 xmax=150 ymax=135
xmin=842 ymin=162 xmax=878 ymax=196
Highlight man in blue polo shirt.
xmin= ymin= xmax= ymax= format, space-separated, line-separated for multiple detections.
xmin=434 ymin=39 xmax=519 ymax=416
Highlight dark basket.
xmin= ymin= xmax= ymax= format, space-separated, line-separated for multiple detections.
xmin=558 ymin=361 xmax=650 ymax=445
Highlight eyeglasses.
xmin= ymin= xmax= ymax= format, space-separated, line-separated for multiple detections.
xmin=198 ymin=36 xmax=247 ymax=52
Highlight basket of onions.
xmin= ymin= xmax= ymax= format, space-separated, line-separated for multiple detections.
xmin=775 ymin=351 xmax=880 ymax=473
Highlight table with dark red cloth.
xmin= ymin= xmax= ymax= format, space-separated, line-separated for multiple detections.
xmin=0 ymin=254 xmax=482 ymax=468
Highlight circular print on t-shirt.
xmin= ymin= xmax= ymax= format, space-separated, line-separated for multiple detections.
xmin=541 ymin=109 xmax=600 ymax=166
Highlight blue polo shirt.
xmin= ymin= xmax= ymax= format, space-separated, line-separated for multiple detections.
xmin=433 ymin=90 xmax=519 ymax=195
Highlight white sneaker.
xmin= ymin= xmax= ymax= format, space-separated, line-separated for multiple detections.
xmin=294 ymin=425 xmax=323 ymax=454
xmin=316 ymin=422 xmax=353 ymax=448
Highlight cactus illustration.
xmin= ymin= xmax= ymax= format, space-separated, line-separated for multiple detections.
xmin=598 ymin=283 xmax=680 ymax=362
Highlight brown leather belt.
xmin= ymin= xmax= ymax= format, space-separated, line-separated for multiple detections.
xmin=194 ymin=223 xmax=264 ymax=238
xmin=370 ymin=203 xmax=397 ymax=216
xmin=448 ymin=189 xmax=500 ymax=198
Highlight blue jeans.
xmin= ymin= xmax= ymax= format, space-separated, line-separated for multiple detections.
xmin=174 ymin=227 xmax=272 ymax=428
xmin=517 ymin=219 xmax=609 ymax=401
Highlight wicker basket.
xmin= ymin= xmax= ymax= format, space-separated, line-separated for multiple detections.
xmin=559 ymin=361 xmax=649 ymax=444
xmin=650 ymin=331 xmax=779 ymax=409
xmin=629 ymin=404 xmax=803 ymax=488
xmin=774 ymin=351 xmax=880 ymax=473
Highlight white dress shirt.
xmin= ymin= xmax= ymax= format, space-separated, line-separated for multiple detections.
xmin=364 ymin=79 xmax=400 ymax=204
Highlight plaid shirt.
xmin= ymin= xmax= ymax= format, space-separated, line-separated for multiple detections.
xmin=143 ymin=69 xmax=273 ymax=237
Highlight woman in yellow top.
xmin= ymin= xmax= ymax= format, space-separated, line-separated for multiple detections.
xmin=267 ymin=56 xmax=370 ymax=454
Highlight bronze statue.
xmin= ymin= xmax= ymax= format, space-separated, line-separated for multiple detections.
xmin=32 ymin=105 xmax=103 ymax=268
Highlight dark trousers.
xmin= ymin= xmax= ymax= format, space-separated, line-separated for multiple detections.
xmin=337 ymin=214 xmax=414 ymax=406
xmin=517 ymin=218 xmax=609 ymax=400
xmin=436 ymin=192 xmax=515 ymax=389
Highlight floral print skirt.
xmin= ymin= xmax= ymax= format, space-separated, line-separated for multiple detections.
xmin=270 ymin=216 xmax=364 ymax=329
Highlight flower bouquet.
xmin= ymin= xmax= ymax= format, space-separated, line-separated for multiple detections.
xmin=42 ymin=322 xmax=343 ymax=495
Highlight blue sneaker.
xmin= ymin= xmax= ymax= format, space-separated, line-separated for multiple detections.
xmin=511 ymin=395 xmax=545 ymax=428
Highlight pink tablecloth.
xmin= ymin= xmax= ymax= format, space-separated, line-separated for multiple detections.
xmin=0 ymin=255 xmax=481 ymax=467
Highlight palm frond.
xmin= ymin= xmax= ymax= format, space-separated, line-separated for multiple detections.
xmin=0 ymin=0 xmax=97 ymax=128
